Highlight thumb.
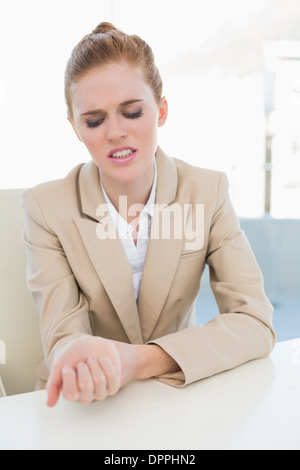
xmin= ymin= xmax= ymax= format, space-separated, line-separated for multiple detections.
xmin=46 ymin=362 xmax=63 ymax=407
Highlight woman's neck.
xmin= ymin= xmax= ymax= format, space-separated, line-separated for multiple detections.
xmin=99 ymin=162 xmax=155 ymax=223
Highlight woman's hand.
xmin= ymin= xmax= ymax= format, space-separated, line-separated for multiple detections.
xmin=46 ymin=335 xmax=123 ymax=407
xmin=46 ymin=335 xmax=180 ymax=407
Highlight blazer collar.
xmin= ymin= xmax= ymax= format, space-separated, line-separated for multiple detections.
xmin=75 ymin=146 xmax=185 ymax=343
xmin=78 ymin=146 xmax=178 ymax=221
xmin=155 ymin=146 xmax=178 ymax=205
xmin=78 ymin=158 xmax=105 ymax=222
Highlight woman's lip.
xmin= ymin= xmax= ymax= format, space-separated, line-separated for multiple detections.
xmin=108 ymin=149 xmax=137 ymax=165
xmin=107 ymin=146 xmax=137 ymax=158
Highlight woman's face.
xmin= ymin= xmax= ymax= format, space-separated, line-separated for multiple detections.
xmin=70 ymin=62 xmax=168 ymax=186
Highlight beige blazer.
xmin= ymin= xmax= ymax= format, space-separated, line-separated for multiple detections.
xmin=22 ymin=147 xmax=275 ymax=387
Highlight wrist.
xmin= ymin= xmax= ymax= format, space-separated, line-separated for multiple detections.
xmin=137 ymin=344 xmax=180 ymax=380
xmin=111 ymin=341 xmax=180 ymax=386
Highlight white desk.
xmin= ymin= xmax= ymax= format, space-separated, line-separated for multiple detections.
xmin=0 ymin=339 xmax=299 ymax=450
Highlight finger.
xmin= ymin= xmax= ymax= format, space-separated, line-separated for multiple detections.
xmin=87 ymin=357 xmax=107 ymax=401
xmin=99 ymin=357 xmax=121 ymax=396
xmin=76 ymin=362 xmax=94 ymax=404
xmin=62 ymin=366 xmax=80 ymax=402
xmin=46 ymin=362 xmax=63 ymax=407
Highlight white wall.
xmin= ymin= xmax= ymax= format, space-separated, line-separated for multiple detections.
xmin=0 ymin=0 xmax=299 ymax=217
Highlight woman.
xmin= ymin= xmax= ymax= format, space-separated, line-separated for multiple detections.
xmin=22 ymin=22 xmax=275 ymax=407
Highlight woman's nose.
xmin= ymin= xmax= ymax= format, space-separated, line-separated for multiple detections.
xmin=106 ymin=116 xmax=127 ymax=141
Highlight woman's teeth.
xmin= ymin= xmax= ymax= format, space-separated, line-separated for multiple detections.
xmin=111 ymin=149 xmax=134 ymax=158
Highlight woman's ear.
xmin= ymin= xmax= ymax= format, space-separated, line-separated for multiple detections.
xmin=68 ymin=117 xmax=82 ymax=142
xmin=158 ymin=96 xmax=168 ymax=127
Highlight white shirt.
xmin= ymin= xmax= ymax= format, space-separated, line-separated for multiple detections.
xmin=101 ymin=162 xmax=157 ymax=301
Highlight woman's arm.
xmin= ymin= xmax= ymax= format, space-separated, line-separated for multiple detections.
xmin=22 ymin=189 xmax=93 ymax=370
xmin=148 ymin=173 xmax=276 ymax=387
xmin=46 ymin=335 xmax=180 ymax=407
xmin=22 ymin=187 xmax=180 ymax=407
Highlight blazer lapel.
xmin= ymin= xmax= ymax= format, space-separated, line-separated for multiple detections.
xmin=74 ymin=161 xmax=143 ymax=345
xmin=75 ymin=150 xmax=187 ymax=344
xmin=137 ymin=148 xmax=188 ymax=342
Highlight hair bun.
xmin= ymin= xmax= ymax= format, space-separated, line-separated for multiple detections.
xmin=91 ymin=22 xmax=118 ymax=35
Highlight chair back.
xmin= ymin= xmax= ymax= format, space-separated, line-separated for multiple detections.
xmin=0 ymin=189 xmax=43 ymax=395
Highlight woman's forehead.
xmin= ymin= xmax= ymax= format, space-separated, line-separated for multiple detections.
xmin=71 ymin=63 xmax=153 ymax=112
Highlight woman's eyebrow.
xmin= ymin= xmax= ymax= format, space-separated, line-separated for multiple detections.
xmin=80 ymin=99 xmax=143 ymax=117
xmin=120 ymin=99 xmax=143 ymax=107
xmin=81 ymin=109 xmax=105 ymax=117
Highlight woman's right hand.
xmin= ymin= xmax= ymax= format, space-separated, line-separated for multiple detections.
xmin=46 ymin=334 xmax=180 ymax=407
xmin=46 ymin=335 xmax=122 ymax=407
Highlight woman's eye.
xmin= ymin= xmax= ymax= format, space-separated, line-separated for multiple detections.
xmin=86 ymin=118 xmax=104 ymax=128
xmin=123 ymin=110 xmax=143 ymax=119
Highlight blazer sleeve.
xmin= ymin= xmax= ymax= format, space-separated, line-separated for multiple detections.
xmin=21 ymin=189 xmax=92 ymax=371
xmin=149 ymin=173 xmax=276 ymax=387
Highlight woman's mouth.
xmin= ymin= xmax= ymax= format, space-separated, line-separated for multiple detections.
xmin=108 ymin=147 xmax=137 ymax=164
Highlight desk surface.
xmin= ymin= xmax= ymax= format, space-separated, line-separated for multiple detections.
xmin=0 ymin=339 xmax=299 ymax=450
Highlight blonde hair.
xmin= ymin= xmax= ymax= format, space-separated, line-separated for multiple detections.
xmin=65 ymin=22 xmax=163 ymax=119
